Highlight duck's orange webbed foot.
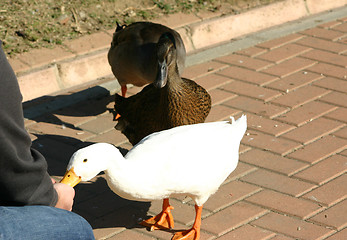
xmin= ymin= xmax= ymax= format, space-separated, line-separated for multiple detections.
xmin=172 ymin=204 xmax=202 ymax=240
xmin=140 ymin=198 xmax=174 ymax=231
xmin=172 ymin=227 xmax=199 ymax=240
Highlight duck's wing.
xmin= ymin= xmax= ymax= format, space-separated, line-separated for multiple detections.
xmin=114 ymin=84 xmax=163 ymax=144
xmin=168 ymin=78 xmax=211 ymax=124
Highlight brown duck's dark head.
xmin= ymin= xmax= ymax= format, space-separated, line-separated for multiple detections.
xmin=154 ymin=32 xmax=177 ymax=89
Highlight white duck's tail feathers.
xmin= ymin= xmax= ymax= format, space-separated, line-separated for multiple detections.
xmin=228 ymin=114 xmax=247 ymax=139
xmin=228 ymin=114 xmax=247 ymax=125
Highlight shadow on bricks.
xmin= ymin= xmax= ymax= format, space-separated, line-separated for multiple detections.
xmin=31 ymin=132 xmax=152 ymax=230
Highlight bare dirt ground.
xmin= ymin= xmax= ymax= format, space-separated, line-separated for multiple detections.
xmin=0 ymin=0 xmax=280 ymax=56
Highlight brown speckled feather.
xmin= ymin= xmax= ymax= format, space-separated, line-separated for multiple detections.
xmin=114 ymin=76 xmax=211 ymax=145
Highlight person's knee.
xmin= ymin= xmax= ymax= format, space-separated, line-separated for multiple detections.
xmin=0 ymin=206 xmax=95 ymax=240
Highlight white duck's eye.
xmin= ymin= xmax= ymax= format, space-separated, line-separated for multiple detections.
xmin=83 ymin=159 xmax=88 ymax=163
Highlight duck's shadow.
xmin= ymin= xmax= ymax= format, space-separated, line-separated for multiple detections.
xmin=31 ymin=133 xmax=151 ymax=230
xmin=73 ymin=177 xmax=153 ymax=230
xmin=23 ymin=85 xmax=116 ymax=131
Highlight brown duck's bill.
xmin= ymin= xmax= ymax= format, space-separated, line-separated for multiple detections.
xmin=60 ymin=167 xmax=81 ymax=187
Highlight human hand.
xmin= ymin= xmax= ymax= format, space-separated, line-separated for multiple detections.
xmin=53 ymin=182 xmax=75 ymax=211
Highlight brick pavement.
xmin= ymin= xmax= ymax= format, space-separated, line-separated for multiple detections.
xmin=23 ymin=13 xmax=347 ymax=240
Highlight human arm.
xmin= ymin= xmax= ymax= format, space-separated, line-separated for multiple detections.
xmin=0 ymin=41 xmax=59 ymax=207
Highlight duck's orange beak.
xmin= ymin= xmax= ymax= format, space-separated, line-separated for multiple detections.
xmin=60 ymin=167 xmax=81 ymax=187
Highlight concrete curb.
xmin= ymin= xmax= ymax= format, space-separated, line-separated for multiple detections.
xmin=8 ymin=0 xmax=347 ymax=102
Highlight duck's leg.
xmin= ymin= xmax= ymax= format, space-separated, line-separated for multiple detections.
xmin=115 ymin=85 xmax=127 ymax=120
xmin=140 ymin=198 xmax=174 ymax=231
xmin=172 ymin=205 xmax=202 ymax=240
xmin=121 ymin=85 xmax=127 ymax=97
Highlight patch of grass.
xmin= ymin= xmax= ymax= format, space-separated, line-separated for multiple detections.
xmin=0 ymin=0 xmax=281 ymax=56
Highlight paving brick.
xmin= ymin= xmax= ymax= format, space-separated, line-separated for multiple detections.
xmin=246 ymin=114 xmax=295 ymax=136
xmin=261 ymin=57 xmax=316 ymax=78
xmin=325 ymin=228 xmax=347 ymax=240
xmin=194 ymin=73 xmax=233 ymax=91
xmin=203 ymin=180 xmax=261 ymax=212
xmin=332 ymin=22 xmax=347 ymax=33
xmin=78 ymin=113 xmax=115 ymax=134
xmin=307 ymin=62 xmax=347 ymax=79
xmin=236 ymin=46 xmax=267 ymax=57
xmin=252 ymin=212 xmax=334 ymax=240
xmin=301 ymin=49 xmax=347 ymax=68
xmin=313 ymin=77 xmax=347 ymax=93
xmin=33 ymin=135 xmax=77 ymax=161
xmin=242 ymin=130 xmax=302 ymax=156
xmin=274 ymin=101 xmax=337 ymax=126
xmin=256 ymin=33 xmax=304 ymax=50
xmin=27 ymin=121 xmax=95 ymax=141
xmin=333 ymin=127 xmax=347 ymax=139
xmin=246 ymin=190 xmax=323 ymax=219
xmin=88 ymin=128 xmax=129 ymax=146
xmin=215 ymin=53 xmax=273 ymax=71
xmin=264 ymin=71 xmax=323 ymax=92
xmin=271 ymin=85 xmax=330 ymax=109
xmin=135 ymin=220 xmax=215 ymax=240
xmin=300 ymin=27 xmax=346 ymax=41
xmin=219 ymin=80 xmax=281 ymax=102
xmin=241 ymin=169 xmax=315 ymax=197
xmin=309 ymin=199 xmax=347 ymax=231
xmin=217 ymin=224 xmax=275 ymax=240
xmin=302 ymin=174 xmax=347 ymax=207
xmin=240 ymin=149 xmax=308 ymax=176
xmin=63 ymin=31 xmax=111 ymax=55
xmin=201 ymin=202 xmax=267 ymax=236
xmin=52 ymin=109 xmax=97 ymax=127
xmin=281 ymin=118 xmax=345 ymax=145
xmin=181 ymin=61 xmax=228 ymax=80
xmin=318 ymin=21 xmax=342 ymax=29
xmin=208 ymin=88 xmax=237 ymax=106
xmin=338 ymin=36 xmax=347 ymax=45
xmin=224 ymin=96 xmax=288 ymax=119
xmin=270 ymin=235 xmax=296 ymax=240
xmin=205 ymin=104 xmax=241 ymax=122
xmin=108 ymin=230 xmax=156 ymax=239
xmin=90 ymin=206 xmax=146 ymax=239
xmin=76 ymin=190 xmax=133 ymax=219
xmin=294 ymin=155 xmax=347 ymax=185
xmin=296 ymin=36 xmax=347 ymax=54
xmin=217 ymin=66 xmax=278 ymax=86
xmin=287 ymin=135 xmax=347 ymax=164
xmin=239 ymin=144 xmax=252 ymax=154
xmin=225 ymin=162 xmax=258 ymax=182
xmin=18 ymin=66 xmax=61 ymax=102
xmin=319 ymin=91 xmax=347 ymax=108
xmin=256 ymin=43 xmax=311 ymax=63
xmin=67 ymin=94 xmax=115 ymax=116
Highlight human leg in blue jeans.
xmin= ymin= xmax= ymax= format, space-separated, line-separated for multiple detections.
xmin=0 ymin=41 xmax=94 ymax=239
xmin=0 ymin=206 xmax=94 ymax=240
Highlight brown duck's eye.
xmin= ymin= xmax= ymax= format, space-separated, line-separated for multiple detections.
xmin=83 ymin=159 xmax=88 ymax=163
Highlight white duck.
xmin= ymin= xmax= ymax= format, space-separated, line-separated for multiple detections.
xmin=60 ymin=115 xmax=247 ymax=240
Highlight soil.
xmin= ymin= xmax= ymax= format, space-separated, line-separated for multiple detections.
xmin=0 ymin=0 xmax=280 ymax=56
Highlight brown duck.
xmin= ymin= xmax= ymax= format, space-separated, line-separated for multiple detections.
xmin=108 ymin=21 xmax=186 ymax=97
xmin=114 ymin=32 xmax=211 ymax=146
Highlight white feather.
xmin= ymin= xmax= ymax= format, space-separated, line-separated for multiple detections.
xmin=67 ymin=115 xmax=247 ymax=206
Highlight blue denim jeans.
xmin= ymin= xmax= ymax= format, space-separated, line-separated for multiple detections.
xmin=0 ymin=206 xmax=95 ymax=240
